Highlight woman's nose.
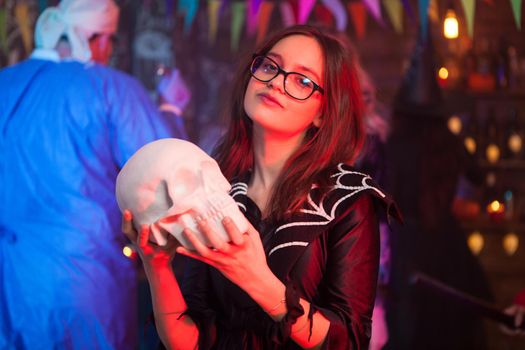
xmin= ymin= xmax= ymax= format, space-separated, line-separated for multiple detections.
xmin=266 ymin=73 xmax=285 ymax=94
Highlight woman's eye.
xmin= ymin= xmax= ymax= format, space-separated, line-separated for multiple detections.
xmin=263 ymin=63 xmax=277 ymax=72
xmin=295 ymin=75 xmax=313 ymax=88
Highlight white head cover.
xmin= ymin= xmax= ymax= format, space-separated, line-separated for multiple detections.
xmin=34 ymin=0 xmax=119 ymax=62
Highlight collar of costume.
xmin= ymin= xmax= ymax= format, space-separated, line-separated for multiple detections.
xmin=229 ymin=163 xmax=401 ymax=280
xmin=30 ymin=48 xmax=61 ymax=62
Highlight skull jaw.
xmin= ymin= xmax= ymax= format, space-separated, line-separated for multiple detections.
xmin=153 ymin=199 xmax=249 ymax=250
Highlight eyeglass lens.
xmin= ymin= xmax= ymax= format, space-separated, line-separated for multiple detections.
xmin=251 ymin=56 xmax=317 ymax=100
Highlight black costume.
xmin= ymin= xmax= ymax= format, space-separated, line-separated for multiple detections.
xmin=179 ymin=164 xmax=400 ymax=349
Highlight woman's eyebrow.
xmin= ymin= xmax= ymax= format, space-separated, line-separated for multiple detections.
xmin=267 ymin=52 xmax=321 ymax=83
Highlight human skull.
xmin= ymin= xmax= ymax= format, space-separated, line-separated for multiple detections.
xmin=115 ymin=138 xmax=249 ymax=249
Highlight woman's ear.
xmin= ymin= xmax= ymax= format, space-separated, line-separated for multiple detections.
xmin=313 ymin=114 xmax=322 ymax=128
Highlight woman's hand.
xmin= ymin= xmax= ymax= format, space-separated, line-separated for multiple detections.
xmin=501 ymin=304 xmax=525 ymax=336
xmin=175 ymin=217 xmax=272 ymax=292
xmin=121 ymin=210 xmax=179 ymax=269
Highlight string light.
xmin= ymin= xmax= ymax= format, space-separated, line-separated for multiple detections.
xmin=464 ymin=136 xmax=476 ymax=154
xmin=486 ymin=143 xmax=501 ymax=163
xmin=468 ymin=231 xmax=484 ymax=255
xmin=447 ymin=115 xmax=462 ymax=135
xmin=444 ymin=8 xmax=459 ymax=39
xmin=487 ymin=200 xmax=504 ymax=213
xmin=508 ymin=132 xmax=523 ymax=154
xmin=439 ymin=67 xmax=449 ymax=80
xmin=487 ymin=200 xmax=505 ymax=221
xmin=502 ymin=232 xmax=519 ymax=256
xmin=122 ymin=244 xmax=137 ymax=259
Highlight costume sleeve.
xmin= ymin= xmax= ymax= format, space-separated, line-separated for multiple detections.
xmin=515 ymin=289 xmax=525 ymax=306
xmin=104 ymin=70 xmax=183 ymax=167
xmin=179 ymin=257 xmax=217 ymax=350
xmin=315 ymin=194 xmax=380 ymax=349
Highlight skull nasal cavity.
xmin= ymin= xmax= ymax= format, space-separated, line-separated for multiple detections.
xmin=156 ymin=180 xmax=174 ymax=208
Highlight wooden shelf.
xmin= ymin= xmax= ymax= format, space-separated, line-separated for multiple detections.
xmin=444 ymin=89 xmax=525 ymax=100
xmin=478 ymin=159 xmax=525 ymax=170
xmin=460 ymin=218 xmax=525 ymax=233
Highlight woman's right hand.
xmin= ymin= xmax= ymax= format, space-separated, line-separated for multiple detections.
xmin=501 ymin=304 xmax=525 ymax=336
xmin=121 ymin=209 xmax=180 ymax=269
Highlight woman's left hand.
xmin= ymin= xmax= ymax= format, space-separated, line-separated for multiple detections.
xmin=175 ymin=217 xmax=271 ymax=291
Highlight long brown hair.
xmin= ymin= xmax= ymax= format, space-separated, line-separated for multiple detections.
xmin=213 ymin=25 xmax=364 ymax=222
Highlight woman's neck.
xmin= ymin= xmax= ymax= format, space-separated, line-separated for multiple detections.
xmin=248 ymin=128 xmax=304 ymax=212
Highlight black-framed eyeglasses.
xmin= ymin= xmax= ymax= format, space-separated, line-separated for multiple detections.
xmin=249 ymin=55 xmax=324 ymax=101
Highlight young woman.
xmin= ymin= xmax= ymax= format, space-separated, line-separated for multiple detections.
xmin=123 ymin=25 xmax=399 ymax=349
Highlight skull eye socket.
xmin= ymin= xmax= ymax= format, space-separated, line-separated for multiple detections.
xmin=171 ymin=168 xmax=199 ymax=197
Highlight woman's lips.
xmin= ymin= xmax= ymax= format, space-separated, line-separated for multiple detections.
xmin=258 ymin=93 xmax=283 ymax=108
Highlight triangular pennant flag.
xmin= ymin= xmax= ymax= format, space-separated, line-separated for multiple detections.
xmin=509 ymin=0 xmax=522 ymax=30
xmin=314 ymin=3 xmax=334 ymax=27
xmin=246 ymin=0 xmax=262 ymax=37
xmin=178 ymin=0 xmax=199 ymax=34
xmin=428 ymin=0 xmax=439 ymax=23
xmin=461 ymin=0 xmax=476 ymax=38
xmin=286 ymin=0 xmax=299 ymax=21
xmin=298 ymin=0 xmax=316 ymax=24
xmin=418 ymin=0 xmax=430 ymax=38
xmin=15 ymin=3 xmax=33 ymax=55
xmin=401 ymin=0 xmax=415 ymax=22
xmin=321 ymin=0 xmax=348 ymax=31
xmin=383 ymin=0 xmax=403 ymax=33
xmin=165 ymin=0 xmax=175 ymax=16
xmin=348 ymin=2 xmax=367 ymax=40
xmin=231 ymin=1 xmax=246 ymax=51
xmin=219 ymin=0 xmax=230 ymax=15
xmin=257 ymin=1 xmax=274 ymax=44
xmin=363 ymin=0 xmax=383 ymax=23
xmin=38 ymin=0 xmax=48 ymax=14
xmin=280 ymin=1 xmax=296 ymax=27
xmin=143 ymin=0 xmax=153 ymax=9
xmin=208 ymin=0 xmax=221 ymax=44
xmin=0 ymin=8 xmax=6 ymax=54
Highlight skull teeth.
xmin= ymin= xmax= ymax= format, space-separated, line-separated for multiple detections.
xmin=193 ymin=206 xmax=225 ymax=225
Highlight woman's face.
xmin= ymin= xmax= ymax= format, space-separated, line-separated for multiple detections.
xmin=244 ymin=35 xmax=325 ymax=139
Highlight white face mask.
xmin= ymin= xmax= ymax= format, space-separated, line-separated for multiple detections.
xmin=116 ymin=138 xmax=248 ymax=249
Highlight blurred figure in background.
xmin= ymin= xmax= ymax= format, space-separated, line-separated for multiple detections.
xmin=0 ymin=0 xmax=185 ymax=348
xmin=502 ymin=288 xmax=525 ymax=336
xmin=384 ymin=31 xmax=492 ymax=350
xmin=157 ymin=67 xmax=191 ymax=141
xmin=354 ymin=62 xmax=391 ymax=350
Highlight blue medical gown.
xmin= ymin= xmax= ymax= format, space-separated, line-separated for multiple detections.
xmin=0 ymin=58 xmax=182 ymax=349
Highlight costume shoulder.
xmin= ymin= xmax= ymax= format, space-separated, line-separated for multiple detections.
xmin=229 ymin=164 xmax=401 ymax=280
xmin=310 ymin=163 xmax=401 ymax=225
xmin=83 ymin=63 xmax=142 ymax=89
xmin=228 ymin=163 xmax=401 ymax=228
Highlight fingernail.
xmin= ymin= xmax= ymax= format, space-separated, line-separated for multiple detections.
xmin=222 ymin=217 xmax=231 ymax=224
xmin=123 ymin=210 xmax=132 ymax=221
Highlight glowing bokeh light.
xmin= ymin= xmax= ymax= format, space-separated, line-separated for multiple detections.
xmin=122 ymin=245 xmax=136 ymax=258
xmin=464 ymin=136 xmax=476 ymax=154
xmin=447 ymin=115 xmax=462 ymax=135
xmin=468 ymin=231 xmax=484 ymax=255
xmin=486 ymin=143 xmax=500 ymax=163
xmin=502 ymin=233 xmax=519 ymax=256
xmin=439 ymin=67 xmax=449 ymax=80
xmin=444 ymin=10 xmax=459 ymax=39
xmin=508 ymin=133 xmax=523 ymax=154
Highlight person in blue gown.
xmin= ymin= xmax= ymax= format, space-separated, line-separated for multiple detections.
xmin=0 ymin=0 xmax=185 ymax=348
